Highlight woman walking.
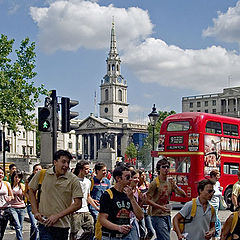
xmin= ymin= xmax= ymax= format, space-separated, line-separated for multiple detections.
xmin=9 ymin=170 xmax=26 ymax=240
xmin=25 ymin=164 xmax=42 ymax=240
xmin=0 ymin=166 xmax=13 ymax=239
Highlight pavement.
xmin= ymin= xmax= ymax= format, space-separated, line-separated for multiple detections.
xmin=3 ymin=205 xmax=232 ymax=240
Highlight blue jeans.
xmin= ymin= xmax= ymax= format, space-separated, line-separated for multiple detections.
xmin=139 ymin=208 xmax=154 ymax=238
xmin=9 ymin=207 xmax=26 ymax=240
xmin=38 ymin=223 xmax=69 ymax=240
xmin=151 ymin=215 xmax=171 ymax=240
xmin=213 ymin=205 xmax=221 ymax=237
xmin=27 ymin=204 xmax=39 ymax=240
xmin=102 ymin=234 xmax=132 ymax=240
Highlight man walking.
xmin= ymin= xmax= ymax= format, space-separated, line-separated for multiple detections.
xmin=173 ymin=179 xmax=216 ymax=240
xmin=89 ymin=162 xmax=111 ymax=222
xmin=98 ymin=164 xmax=143 ymax=240
xmin=231 ymin=170 xmax=240 ymax=211
xmin=146 ymin=158 xmax=186 ymax=240
xmin=29 ymin=150 xmax=83 ymax=240
xmin=70 ymin=160 xmax=99 ymax=240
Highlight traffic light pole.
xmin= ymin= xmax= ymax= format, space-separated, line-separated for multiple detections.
xmin=51 ymin=90 xmax=58 ymax=160
xmin=2 ymin=131 xmax=5 ymax=175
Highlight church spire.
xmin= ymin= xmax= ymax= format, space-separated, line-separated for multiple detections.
xmin=109 ymin=17 xmax=118 ymax=57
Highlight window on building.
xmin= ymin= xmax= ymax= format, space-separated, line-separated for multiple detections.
xmin=205 ymin=109 xmax=208 ymax=113
xmin=197 ymin=110 xmax=201 ymax=112
xmin=117 ymin=65 xmax=119 ymax=71
xmin=7 ymin=128 xmax=10 ymax=136
xmin=118 ymin=90 xmax=122 ymax=101
xmin=29 ymin=147 xmax=33 ymax=155
xmin=205 ymin=101 xmax=208 ymax=107
xmin=212 ymin=109 xmax=216 ymax=114
xmin=68 ymin=142 xmax=72 ymax=149
xmin=22 ymin=146 xmax=26 ymax=155
xmin=223 ymin=123 xmax=239 ymax=136
xmin=197 ymin=102 xmax=201 ymax=107
xmin=23 ymin=131 xmax=25 ymax=139
xmin=112 ymin=64 xmax=115 ymax=71
xmin=105 ymin=89 xmax=109 ymax=101
xmin=212 ymin=100 xmax=216 ymax=106
xmin=205 ymin=121 xmax=222 ymax=134
xmin=119 ymin=119 xmax=123 ymax=123
xmin=108 ymin=64 xmax=110 ymax=71
xmin=189 ymin=102 xmax=193 ymax=108
xmin=69 ymin=134 xmax=71 ymax=139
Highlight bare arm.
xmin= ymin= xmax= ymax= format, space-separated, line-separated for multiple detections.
xmin=45 ymin=197 xmax=82 ymax=226
xmin=87 ymin=194 xmax=100 ymax=211
xmin=172 ymin=212 xmax=185 ymax=240
xmin=232 ymin=194 xmax=238 ymax=210
xmin=174 ymin=186 xmax=186 ymax=198
xmin=205 ymin=222 xmax=215 ymax=240
xmin=220 ymin=214 xmax=233 ymax=240
xmin=29 ymin=188 xmax=42 ymax=221
xmin=98 ymin=213 xmax=132 ymax=235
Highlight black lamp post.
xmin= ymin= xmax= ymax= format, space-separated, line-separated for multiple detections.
xmin=148 ymin=104 xmax=159 ymax=181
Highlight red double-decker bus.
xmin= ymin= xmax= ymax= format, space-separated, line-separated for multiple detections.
xmin=152 ymin=112 xmax=240 ymax=204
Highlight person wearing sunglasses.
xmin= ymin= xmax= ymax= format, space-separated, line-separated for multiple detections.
xmin=146 ymin=158 xmax=186 ymax=240
xmin=173 ymin=179 xmax=216 ymax=240
xmin=98 ymin=164 xmax=144 ymax=240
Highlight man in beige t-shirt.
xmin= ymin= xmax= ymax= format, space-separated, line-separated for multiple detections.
xmin=146 ymin=158 xmax=186 ymax=240
xmin=29 ymin=150 xmax=83 ymax=240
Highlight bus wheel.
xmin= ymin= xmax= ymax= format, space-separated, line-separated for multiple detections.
xmin=224 ymin=187 xmax=232 ymax=209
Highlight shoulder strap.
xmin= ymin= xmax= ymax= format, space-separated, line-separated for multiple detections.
xmin=39 ymin=169 xmax=47 ymax=185
xmin=90 ymin=178 xmax=94 ymax=192
xmin=106 ymin=188 xmax=113 ymax=199
xmin=210 ymin=205 xmax=215 ymax=217
xmin=155 ymin=177 xmax=160 ymax=188
xmin=3 ymin=181 xmax=11 ymax=195
xmin=230 ymin=212 xmax=239 ymax=234
xmin=190 ymin=198 xmax=197 ymax=217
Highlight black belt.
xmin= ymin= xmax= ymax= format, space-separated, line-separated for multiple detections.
xmin=102 ymin=231 xmax=126 ymax=238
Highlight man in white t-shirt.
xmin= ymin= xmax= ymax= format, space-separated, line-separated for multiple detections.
xmin=70 ymin=161 xmax=99 ymax=240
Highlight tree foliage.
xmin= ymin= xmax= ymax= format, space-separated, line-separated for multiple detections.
xmin=138 ymin=110 xmax=176 ymax=168
xmin=125 ymin=142 xmax=137 ymax=159
xmin=0 ymin=34 xmax=47 ymax=131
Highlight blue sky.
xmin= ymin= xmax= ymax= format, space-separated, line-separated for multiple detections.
xmin=1 ymin=0 xmax=240 ymax=123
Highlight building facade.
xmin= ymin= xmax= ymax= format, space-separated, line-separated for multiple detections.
xmin=182 ymin=87 xmax=240 ymax=118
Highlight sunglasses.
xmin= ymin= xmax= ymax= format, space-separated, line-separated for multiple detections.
xmin=125 ymin=175 xmax=131 ymax=180
xmin=161 ymin=165 xmax=170 ymax=169
xmin=207 ymin=189 xmax=215 ymax=194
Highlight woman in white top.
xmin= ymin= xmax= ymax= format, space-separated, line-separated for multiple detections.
xmin=209 ymin=169 xmax=223 ymax=240
xmin=0 ymin=166 xmax=13 ymax=240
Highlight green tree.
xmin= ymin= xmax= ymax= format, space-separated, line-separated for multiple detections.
xmin=125 ymin=142 xmax=137 ymax=159
xmin=138 ymin=110 xmax=176 ymax=168
xmin=0 ymin=34 xmax=47 ymax=132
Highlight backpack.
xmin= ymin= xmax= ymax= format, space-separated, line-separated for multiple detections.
xmin=37 ymin=169 xmax=47 ymax=204
xmin=3 ymin=181 xmax=11 ymax=195
xmin=95 ymin=188 xmax=113 ymax=240
xmin=226 ymin=212 xmax=238 ymax=240
xmin=173 ymin=198 xmax=215 ymax=233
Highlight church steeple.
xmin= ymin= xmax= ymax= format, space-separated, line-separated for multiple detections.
xmin=99 ymin=19 xmax=129 ymax=123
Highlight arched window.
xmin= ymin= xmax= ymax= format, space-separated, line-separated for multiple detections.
xmin=118 ymin=89 xmax=122 ymax=101
xmin=105 ymin=89 xmax=109 ymax=101
xmin=112 ymin=64 xmax=115 ymax=71
xmin=108 ymin=64 xmax=110 ymax=71
xmin=117 ymin=64 xmax=119 ymax=71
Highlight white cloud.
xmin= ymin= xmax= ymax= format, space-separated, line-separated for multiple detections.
xmin=203 ymin=1 xmax=240 ymax=43
xmin=30 ymin=0 xmax=153 ymax=53
xmin=122 ymin=38 xmax=240 ymax=92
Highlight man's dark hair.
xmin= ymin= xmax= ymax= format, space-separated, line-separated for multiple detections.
xmin=94 ymin=162 xmax=106 ymax=172
xmin=210 ymin=170 xmax=219 ymax=178
xmin=9 ymin=164 xmax=16 ymax=170
xmin=156 ymin=158 xmax=170 ymax=171
xmin=74 ymin=160 xmax=89 ymax=176
xmin=113 ymin=165 xmax=129 ymax=180
xmin=53 ymin=150 xmax=73 ymax=162
xmin=33 ymin=164 xmax=41 ymax=171
xmin=197 ymin=179 xmax=215 ymax=195
xmin=131 ymin=169 xmax=137 ymax=178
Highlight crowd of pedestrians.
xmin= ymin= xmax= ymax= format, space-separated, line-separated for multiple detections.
xmin=1 ymin=151 xmax=240 ymax=240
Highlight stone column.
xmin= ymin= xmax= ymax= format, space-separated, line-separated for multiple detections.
xmin=114 ymin=134 xmax=118 ymax=156
xmin=100 ymin=133 xmax=103 ymax=149
xmin=94 ymin=134 xmax=97 ymax=160
xmin=82 ymin=135 xmax=85 ymax=158
xmin=88 ymin=135 xmax=90 ymax=159
xmin=226 ymin=98 xmax=229 ymax=112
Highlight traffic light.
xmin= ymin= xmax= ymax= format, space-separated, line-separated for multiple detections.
xmin=38 ymin=107 xmax=52 ymax=132
xmin=4 ymin=140 xmax=10 ymax=152
xmin=61 ymin=97 xmax=79 ymax=133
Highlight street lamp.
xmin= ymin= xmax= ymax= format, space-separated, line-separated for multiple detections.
xmin=148 ymin=104 xmax=159 ymax=181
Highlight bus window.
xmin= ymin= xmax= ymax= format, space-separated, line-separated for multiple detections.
xmin=168 ymin=156 xmax=190 ymax=173
xmin=167 ymin=121 xmax=190 ymax=132
xmin=223 ymin=163 xmax=239 ymax=175
xmin=223 ymin=123 xmax=239 ymax=136
xmin=205 ymin=121 xmax=222 ymax=134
